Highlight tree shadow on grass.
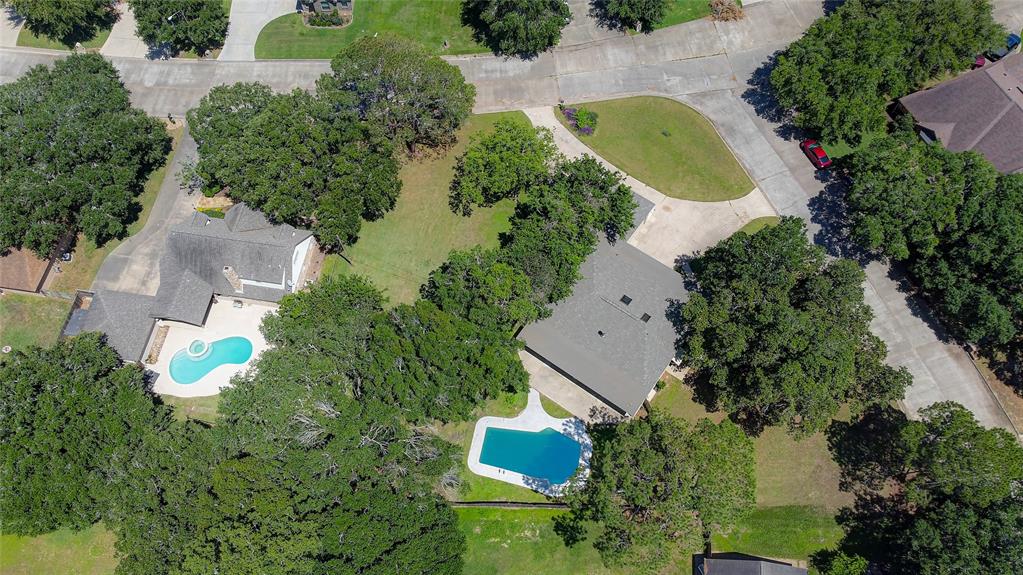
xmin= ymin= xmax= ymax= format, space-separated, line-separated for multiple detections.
xmin=21 ymin=7 xmax=118 ymax=49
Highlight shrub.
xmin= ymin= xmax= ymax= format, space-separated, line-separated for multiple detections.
xmin=306 ymin=12 xmax=348 ymax=27
xmin=561 ymin=106 xmax=598 ymax=135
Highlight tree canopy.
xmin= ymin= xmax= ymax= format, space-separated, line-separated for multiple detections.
xmin=129 ymin=0 xmax=229 ymax=55
xmin=596 ymin=0 xmax=669 ymax=32
xmin=0 ymin=333 xmax=171 ymax=535
xmin=319 ymin=35 xmax=476 ymax=154
xmin=2 ymin=0 xmax=116 ymax=44
xmin=0 ymin=53 xmax=170 ymax=257
xmin=463 ymin=0 xmax=572 ymax=56
xmin=826 ymin=402 xmax=1023 ymax=574
xmin=770 ymin=0 xmax=1003 ymax=144
xmin=186 ymin=83 xmax=401 ymax=252
xmin=564 ymin=411 xmax=755 ymax=569
xmin=678 ymin=216 xmax=911 ymax=436
xmin=449 ymin=118 xmax=558 ymax=216
xmin=844 ymin=134 xmax=1023 ymax=355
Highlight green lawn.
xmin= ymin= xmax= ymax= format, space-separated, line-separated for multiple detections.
xmin=49 ymin=125 xmax=183 ymax=294
xmin=321 ymin=112 xmax=521 ymax=304
xmin=17 ymin=26 xmax=111 ymax=51
xmin=820 ymin=130 xmax=885 ymax=160
xmin=713 ymin=506 xmax=842 ymax=565
xmin=557 ymin=97 xmax=754 ymax=201
xmin=160 ymin=394 xmax=221 ymax=424
xmin=0 ymin=523 xmax=118 ymax=575
xmin=255 ymin=1 xmax=486 ymax=60
xmin=736 ymin=216 xmax=781 ymax=236
xmin=653 ymin=0 xmax=714 ymax=29
xmin=0 ymin=293 xmax=70 ymax=353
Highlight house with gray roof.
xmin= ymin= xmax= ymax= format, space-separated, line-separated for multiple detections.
xmin=899 ymin=52 xmax=1023 ymax=173
xmin=68 ymin=204 xmax=316 ymax=361
xmin=518 ymin=195 xmax=687 ymax=416
xmin=694 ymin=554 xmax=807 ymax=575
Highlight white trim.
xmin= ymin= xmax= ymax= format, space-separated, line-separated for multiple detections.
xmin=290 ymin=236 xmax=314 ymax=291
xmin=467 ymin=389 xmax=591 ymax=496
xmin=239 ymin=270 xmax=285 ymax=290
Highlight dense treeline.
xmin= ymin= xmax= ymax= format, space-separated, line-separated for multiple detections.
xmin=0 ymin=54 xmax=170 ymax=257
xmin=771 ymin=0 xmax=1003 ymax=145
xmin=0 ymin=0 xmax=116 ymax=45
xmin=678 ymin=217 xmax=911 ymax=436
xmin=844 ymin=133 xmax=1023 ymax=382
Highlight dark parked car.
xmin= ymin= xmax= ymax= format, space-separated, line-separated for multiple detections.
xmin=986 ymin=33 xmax=1021 ymax=61
xmin=799 ymin=139 xmax=832 ymax=169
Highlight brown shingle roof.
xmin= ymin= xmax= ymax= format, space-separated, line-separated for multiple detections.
xmin=0 ymin=248 xmax=52 ymax=292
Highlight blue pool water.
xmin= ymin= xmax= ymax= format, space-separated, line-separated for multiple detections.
xmin=169 ymin=336 xmax=253 ymax=384
xmin=479 ymin=427 xmax=582 ymax=484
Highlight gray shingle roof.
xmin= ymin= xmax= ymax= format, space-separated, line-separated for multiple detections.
xmin=149 ymin=268 xmax=213 ymax=325
xmin=81 ymin=290 xmax=156 ymax=362
xmin=696 ymin=557 xmax=807 ymax=575
xmin=519 ymin=235 xmax=687 ymax=416
xmin=900 ymin=52 xmax=1023 ymax=173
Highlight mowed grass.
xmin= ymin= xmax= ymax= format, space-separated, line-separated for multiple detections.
xmin=321 ymin=112 xmax=521 ymax=304
xmin=0 ymin=523 xmax=117 ymax=575
xmin=49 ymin=125 xmax=183 ymax=293
xmin=160 ymin=394 xmax=221 ymax=424
xmin=0 ymin=293 xmax=70 ymax=352
xmin=17 ymin=26 xmax=111 ymax=51
xmin=557 ymin=97 xmax=753 ymax=201
xmin=654 ymin=0 xmax=714 ymax=29
xmin=255 ymin=1 xmax=486 ymax=60
xmin=736 ymin=215 xmax=781 ymax=236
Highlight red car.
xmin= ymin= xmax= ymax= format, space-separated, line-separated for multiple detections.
xmin=799 ymin=139 xmax=832 ymax=169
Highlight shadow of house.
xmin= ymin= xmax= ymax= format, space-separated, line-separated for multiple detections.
xmin=518 ymin=194 xmax=688 ymax=417
xmin=65 ymin=204 xmax=316 ymax=362
xmin=898 ymin=52 xmax=1023 ymax=174
xmin=693 ymin=553 xmax=807 ymax=575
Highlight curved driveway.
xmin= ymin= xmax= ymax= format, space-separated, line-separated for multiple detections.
xmin=0 ymin=0 xmax=1017 ymax=434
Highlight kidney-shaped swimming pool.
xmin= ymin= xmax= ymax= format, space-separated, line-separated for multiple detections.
xmin=479 ymin=426 xmax=583 ymax=484
xmin=169 ymin=336 xmax=253 ymax=384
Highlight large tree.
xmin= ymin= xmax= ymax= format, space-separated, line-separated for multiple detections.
xmin=449 ymin=117 xmax=558 ymax=216
xmin=129 ymin=0 xmax=228 ymax=55
xmin=187 ymin=83 xmax=401 ymax=252
xmin=845 ymin=134 xmax=1022 ymax=351
xmin=597 ymin=0 xmax=669 ymax=32
xmin=564 ymin=411 xmax=755 ymax=569
xmin=770 ymin=0 xmax=1003 ymax=144
xmin=678 ymin=216 xmax=911 ymax=436
xmin=319 ymin=35 xmax=476 ymax=154
xmin=827 ymin=402 xmax=1023 ymax=574
xmin=2 ymin=0 xmax=116 ymax=44
xmin=463 ymin=0 xmax=572 ymax=56
xmin=0 ymin=53 xmax=170 ymax=257
xmin=0 ymin=333 xmax=171 ymax=535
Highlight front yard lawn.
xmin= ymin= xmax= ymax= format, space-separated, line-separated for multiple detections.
xmin=255 ymin=2 xmax=486 ymax=60
xmin=49 ymin=124 xmax=183 ymax=293
xmin=736 ymin=215 xmax=781 ymax=236
xmin=0 ymin=523 xmax=117 ymax=575
xmin=17 ymin=26 xmax=111 ymax=51
xmin=320 ymin=112 xmax=521 ymax=304
xmin=556 ymin=97 xmax=754 ymax=201
xmin=0 ymin=293 xmax=70 ymax=353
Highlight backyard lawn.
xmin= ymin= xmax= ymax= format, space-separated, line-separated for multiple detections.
xmin=0 ymin=523 xmax=117 ymax=575
xmin=0 ymin=293 xmax=70 ymax=353
xmin=320 ymin=112 xmax=520 ymax=304
xmin=160 ymin=394 xmax=221 ymax=424
xmin=17 ymin=26 xmax=111 ymax=51
xmin=255 ymin=1 xmax=486 ymax=60
xmin=49 ymin=125 xmax=183 ymax=294
xmin=556 ymin=97 xmax=754 ymax=201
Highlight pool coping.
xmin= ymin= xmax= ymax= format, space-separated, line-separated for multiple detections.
xmin=467 ymin=389 xmax=592 ymax=497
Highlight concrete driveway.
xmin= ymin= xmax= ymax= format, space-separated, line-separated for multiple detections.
xmin=219 ymin=0 xmax=296 ymax=61
xmin=0 ymin=7 xmax=22 ymax=47
xmin=91 ymin=129 xmax=199 ymax=296
xmin=100 ymin=3 xmax=149 ymax=58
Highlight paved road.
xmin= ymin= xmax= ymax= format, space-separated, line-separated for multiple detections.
xmin=1 ymin=0 xmax=1016 ymax=433
xmin=91 ymin=130 xmax=199 ymax=296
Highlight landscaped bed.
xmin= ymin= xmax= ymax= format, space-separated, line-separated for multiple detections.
xmin=320 ymin=112 xmax=521 ymax=304
xmin=555 ymin=96 xmax=754 ymax=201
xmin=254 ymin=2 xmax=486 ymax=59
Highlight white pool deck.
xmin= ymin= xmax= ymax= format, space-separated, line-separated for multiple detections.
xmin=467 ymin=389 xmax=592 ymax=496
xmin=147 ymin=298 xmax=273 ymax=397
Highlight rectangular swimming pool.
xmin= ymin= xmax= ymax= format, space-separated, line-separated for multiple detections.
xmin=479 ymin=427 xmax=582 ymax=484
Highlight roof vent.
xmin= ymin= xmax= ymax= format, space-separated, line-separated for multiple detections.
xmin=620 ymin=295 xmax=632 ymax=305
xmin=640 ymin=313 xmax=651 ymax=323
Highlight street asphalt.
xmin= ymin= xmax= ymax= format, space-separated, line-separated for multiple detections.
xmin=1 ymin=0 xmax=1017 ymax=434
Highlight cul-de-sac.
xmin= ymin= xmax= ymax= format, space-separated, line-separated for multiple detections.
xmin=1 ymin=1 xmax=1022 ymax=574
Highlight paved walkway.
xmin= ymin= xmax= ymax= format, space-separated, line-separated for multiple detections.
xmin=0 ymin=0 xmax=1016 ymax=434
xmin=100 ymin=2 xmax=149 ymax=59
xmin=0 ymin=7 xmax=22 ymax=47
xmin=219 ymin=0 xmax=295 ymax=61
xmin=91 ymin=128 xmax=199 ymax=296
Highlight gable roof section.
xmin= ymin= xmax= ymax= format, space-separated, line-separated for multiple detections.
xmin=0 ymin=248 xmax=52 ymax=292
xmin=149 ymin=268 xmax=213 ymax=325
xmin=900 ymin=52 xmax=1023 ymax=173
xmin=519 ymin=236 xmax=686 ymax=416
xmin=80 ymin=290 xmax=157 ymax=362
